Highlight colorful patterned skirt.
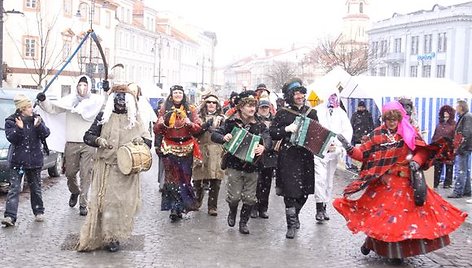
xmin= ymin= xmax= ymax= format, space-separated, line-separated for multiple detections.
xmin=160 ymin=153 xmax=197 ymax=213
xmin=333 ymin=173 xmax=467 ymax=258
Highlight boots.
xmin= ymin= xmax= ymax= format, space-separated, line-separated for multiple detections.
xmin=285 ymin=207 xmax=297 ymax=239
xmin=239 ymin=204 xmax=252 ymax=234
xmin=322 ymin=203 xmax=330 ymax=221
xmin=315 ymin=202 xmax=324 ymax=223
xmin=194 ymin=181 xmax=204 ymax=209
xmin=294 ymin=208 xmax=301 ymax=229
xmin=227 ymin=203 xmax=238 ymax=227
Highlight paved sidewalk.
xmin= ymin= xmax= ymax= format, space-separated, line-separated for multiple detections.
xmin=0 ymin=155 xmax=471 ymax=268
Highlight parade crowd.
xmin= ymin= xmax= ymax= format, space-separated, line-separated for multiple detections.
xmin=1 ymin=75 xmax=469 ymax=264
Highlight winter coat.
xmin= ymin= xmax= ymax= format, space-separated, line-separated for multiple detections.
xmin=257 ymin=113 xmax=278 ymax=168
xmin=455 ymin=112 xmax=472 ymax=154
xmin=211 ymin=113 xmax=271 ymax=173
xmin=193 ymin=113 xmax=225 ymax=180
xmin=315 ymin=105 xmax=353 ymax=161
xmin=350 ymin=110 xmax=374 ymax=144
xmin=5 ymin=113 xmax=50 ymax=169
xmin=269 ymin=105 xmax=318 ymax=198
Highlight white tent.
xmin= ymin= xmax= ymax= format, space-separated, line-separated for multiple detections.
xmin=337 ymin=72 xmax=472 ymax=142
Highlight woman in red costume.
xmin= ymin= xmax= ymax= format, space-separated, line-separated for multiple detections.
xmin=154 ymin=85 xmax=202 ymax=222
xmin=334 ymin=101 xmax=467 ymax=264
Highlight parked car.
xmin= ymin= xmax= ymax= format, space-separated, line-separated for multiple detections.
xmin=0 ymin=88 xmax=63 ymax=193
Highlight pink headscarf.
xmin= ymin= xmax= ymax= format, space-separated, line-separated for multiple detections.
xmin=382 ymin=101 xmax=417 ymax=150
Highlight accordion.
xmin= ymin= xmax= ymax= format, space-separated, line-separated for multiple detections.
xmin=224 ymin=127 xmax=261 ymax=163
xmin=290 ymin=116 xmax=336 ymax=159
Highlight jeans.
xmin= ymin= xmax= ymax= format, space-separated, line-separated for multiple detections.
xmin=4 ymin=167 xmax=44 ymax=221
xmin=434 ymin=162 xmax=453 ymax=188
xmin=453 ymin=152 xmax=471 ymax=196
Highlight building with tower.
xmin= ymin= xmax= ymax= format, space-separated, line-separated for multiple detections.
xmin=341 ymin=0 xmax=370 ymax=44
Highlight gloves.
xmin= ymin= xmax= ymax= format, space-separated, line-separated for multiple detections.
xmin=409 ymin=161 xmax=420 ymax=172
xmin=33 ymin=115 xmax=42 ymax=127
xmin=284 ymin=122 xmax=298 ymax=133
xmin=202 ymin=118 xmax=214 ymax=131
xmin=36 ymin=92 xmax=46 ymax=102
xmin=337 ymin=134 xmax=353 ymax=152
xmin=132 ymin=137 xmax=144 ymax=145
xmin=102 ymin=80 xmax=110 ymax=92
xmin=96 ymin=137 xmax=109 ymax=148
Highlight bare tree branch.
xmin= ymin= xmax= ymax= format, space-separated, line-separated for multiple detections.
xmin=264 ymin=61 xmax=299 ymax=92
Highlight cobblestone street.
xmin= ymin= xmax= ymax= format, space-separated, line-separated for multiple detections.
xmin=1 ymin=153 xmax=472 ymax=268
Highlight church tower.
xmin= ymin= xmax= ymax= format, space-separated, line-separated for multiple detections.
xmin=341 ymin=0 xmax=370 ymax=44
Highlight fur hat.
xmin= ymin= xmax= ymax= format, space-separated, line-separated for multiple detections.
xmin=170 ymin=84 xmax=184 ymax=93
xmin=282 ymin=78 xmax=306 ymax=104
xmin=14 ymin=94 xmax=32 ymax=110
xmin=109 ymin=84 xmax=139 ymax=99
xmin=235 ymin=90 xmax=257 ymax=108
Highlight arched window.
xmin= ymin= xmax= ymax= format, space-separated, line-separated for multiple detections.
xmin=359 ymin=2 xmax=364 ymax=13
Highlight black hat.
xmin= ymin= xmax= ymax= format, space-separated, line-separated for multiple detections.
xmin=78 ymin=76 xmax=88 ymax=84
xmin=282 ymin=78 xmax=306 ymax=95
xmin=230 ymin=91 xmax=238 ymax=99
xmin=256 ymin=83 xmax=267 ymax=90
xmin=170 ymin=85 xmax=184 ymax=93
xmin=358 ymin=101 xmax=366 ymax=107
xmin=235 ymin=90 xmax=257 ymax=107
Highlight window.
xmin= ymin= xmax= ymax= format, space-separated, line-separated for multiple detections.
xmin=25 ymin=0 xmax=37 ymax=8
xmin=438 ymin=32 xmax=447 ymax=52
xmin=410 ymin=66 xmax=418 ymax=77
xmin=437 ymin=65 xmax=446 ymax=78
xmin=63 ymin=0 xmax=72 ymax=16
xmin=359 ymin=2 xmax=364 ymax=13
xmin=105 ymin=11 xmax=111 ymax=28
xmin=24 ymin=37 xmax=38 ymax=58
xmin=411 ymin=36 xmax=419 ymax=55
xmin=370 ymin=68 xmax=377 ymax=76
xmin=422 ymin=65 xmax=431 ymax=77
xmin=63 ymin=40 xmax=71 ymax=60
xmin=371 ymin=41 xmax=378 ymax=58
xmin=380 ymin=40 xmax=387 ymax=57
xmin=424 ymin=34 xmax=432 ymax=53
xmin=379 ymin=67 xmax=387 ymax=76
xmin=394 ymin=38 xmax=402 ymax=53
xmin=393 ymin=65 xmax=401 ymax=77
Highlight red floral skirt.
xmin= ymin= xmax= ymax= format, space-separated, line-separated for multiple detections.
xmin=334 ymin=173 xmax=467 ymax=257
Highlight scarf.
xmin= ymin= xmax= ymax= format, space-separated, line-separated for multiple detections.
xmin=382 ymin=101 xmax=417 ymax=150
xmin=167 ymin=105 xmax=187 ymax=128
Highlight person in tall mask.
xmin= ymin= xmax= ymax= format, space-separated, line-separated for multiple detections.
xmin=36 ymin=75 xmax=104 ymax=216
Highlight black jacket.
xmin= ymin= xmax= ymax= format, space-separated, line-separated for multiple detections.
xmin=211 ymin=113 xmax=271 ymax=173
xmin=5 ymin=113 xmax=50 ymax=169
xmin=455 ymin=111 xmax=472 ymax=154
xmin=350 ymin=110 xmax=374 ymax=144
xmin=269 ymin=105 xmax=318 ymax=198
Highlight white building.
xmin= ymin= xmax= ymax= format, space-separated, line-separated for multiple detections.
xmin=368 ymin=2 xmax=472 ymax=84
xmin=1 ymin=0 xmax=216 ymax=104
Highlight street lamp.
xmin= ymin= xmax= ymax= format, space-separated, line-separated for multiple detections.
xmin=76 ymin=0 xmax=96 ymax=92
xmin=0 ymin=0 xmax=23 ymax=87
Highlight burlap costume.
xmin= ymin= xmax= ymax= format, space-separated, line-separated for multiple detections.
xmin=77 ymin=96 xmax=151 ymax=251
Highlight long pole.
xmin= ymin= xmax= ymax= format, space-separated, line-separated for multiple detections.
xmin=88 ymin=1 xmax=95 ymax=92
xmin=0 ymin=0 xmax=4 ymax=87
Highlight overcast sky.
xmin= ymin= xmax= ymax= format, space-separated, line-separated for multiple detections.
xmin=144 ymin=0 xmax=468 ymax=66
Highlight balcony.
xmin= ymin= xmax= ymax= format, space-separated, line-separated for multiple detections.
xmin=385 ymin=52 xmax=406 ymax=64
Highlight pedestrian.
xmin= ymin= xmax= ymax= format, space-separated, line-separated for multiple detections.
xmin=349 ymin=101 xmax=374 ymax=171
xmin=269 ymin=78 xmax=318 ymax=239
xmin=448 ymin=100 xmax=472 ymax=199
xmin=334 ymin=101 xmax=467 ymax=264
xmin=77 ymin=84 xmax=152 ymax=252
xmin=314 ymin=92 xmax=352 ymax=223
xmin=223 ymin=91 xmax=238 ymax=116
xmin=211 ymin=90 xmax=271 ymax=234
xmin=154 ymin=85 xmax=202 ymax=222
xmin=1 ymin=94 xmax=50 ymax=227
xmin=255 ymin=83 xmax=277 ymax=116
xmin=36 ymin=75 xmax=104 ymax=216
xmin=431 ymin=105 xmax=455 ymax=189
xmin=192 ymin=92 xmax=225 ymax=216
xmin=251 ymin=98 xmax=277 ymax=219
